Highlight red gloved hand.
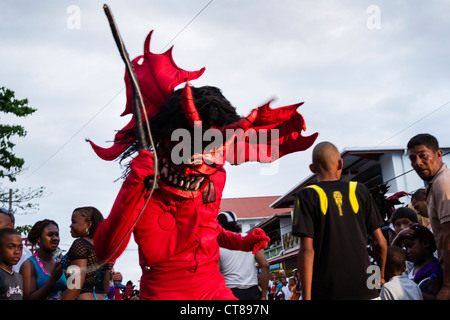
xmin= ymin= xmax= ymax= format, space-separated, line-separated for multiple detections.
xmin=244 ymin=228 xmax=270 ymax=254
xmin=129 ymin=149 xmax=154 ymax=179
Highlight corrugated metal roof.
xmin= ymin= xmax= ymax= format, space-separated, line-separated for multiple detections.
xmin=219 ymin=196 xmax=289 ymax=219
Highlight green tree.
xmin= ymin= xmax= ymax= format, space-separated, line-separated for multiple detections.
xmin=0 ymin=86 xmax=36 ymax=181
xmin=15 ymin=224 xmax=32 ymax=237
xmin=0 ymin=87 xmax=45 ymax=214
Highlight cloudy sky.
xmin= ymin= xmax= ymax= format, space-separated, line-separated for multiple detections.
xmin=2 ymin=0 xmax=450 ymax=286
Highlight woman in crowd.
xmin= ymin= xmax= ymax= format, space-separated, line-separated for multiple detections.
xmin=61 ymin=206 xmax=110 ymax=300
xmin=20 ymin=219 xmax=67 ymax=300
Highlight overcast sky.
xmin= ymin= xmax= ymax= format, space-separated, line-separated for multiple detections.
xmin=2 ymin=0 xmax=450 ymax=286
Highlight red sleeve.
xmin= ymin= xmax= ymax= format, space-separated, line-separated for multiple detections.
xmin=217 ymin=226 xmax=270 ymax=254
xmin=94 ymin=150 xmax=154 ymax=263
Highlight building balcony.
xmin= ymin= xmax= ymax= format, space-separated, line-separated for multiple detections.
xmin=264 ymin=244 xmax=283 ymax=259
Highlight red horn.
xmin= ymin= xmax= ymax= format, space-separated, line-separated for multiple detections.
xmin=181 ymin=80 xmax=201 ymax=127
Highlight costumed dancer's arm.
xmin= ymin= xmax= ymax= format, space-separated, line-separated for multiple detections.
xmin=217 ymin=225 xmax=270 ymax=254
xmin=94 ymin=150 xmax=154 ymax=263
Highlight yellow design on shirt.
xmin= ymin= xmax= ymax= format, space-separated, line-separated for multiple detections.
xmin=333 ymin=191 xmax=343 ymax=216
xmin=349 ymin=181 xmax=359 ymax=214
xmin=305 ymin=182 xmax=359 ymax=216
xmin=306 ymin=185 xmax=328 ymax=215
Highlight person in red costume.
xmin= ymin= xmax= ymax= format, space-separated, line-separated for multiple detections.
xmin=89 ymin=31 xmax=318 ymax=300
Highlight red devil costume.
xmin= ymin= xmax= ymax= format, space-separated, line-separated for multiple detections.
xmin=89 ymin=29 xmax=318 ymax=299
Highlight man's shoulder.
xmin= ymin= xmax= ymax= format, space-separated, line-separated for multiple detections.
xmin=431 ymin=164 xmax=450 ymax=194
xmin=435 ymin=164 xmax=450 ymax=183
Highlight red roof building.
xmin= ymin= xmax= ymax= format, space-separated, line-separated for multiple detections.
xmin=219 ymin=196 xmax=290 ymax=269
xmin=219 ymin=196 xmax=289 ymax=237
xmin=220 ymin=196 xmax=287 ymax=220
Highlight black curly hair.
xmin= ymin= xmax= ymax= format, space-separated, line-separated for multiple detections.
xmin=27 ymin=219 xmax=59 ymax=245
xmin=117 ymin=85 xmax=242 ymax=168
xmin=73 ymin=206 xmax=104 ymax=238
xmin=407 ymin=224 xmax=437 ymax=253
xmin=407 ymin=133 xmax=440 ymax=152
xmin=151 ymin=85 xmax=240 ymax=141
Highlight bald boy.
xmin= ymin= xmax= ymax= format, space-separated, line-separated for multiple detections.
xmin=309 ymin=142 xmax=343 ymax=180
xmin=293 ymin=141 xmax=387 ymax=300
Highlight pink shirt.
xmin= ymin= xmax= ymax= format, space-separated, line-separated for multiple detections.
xmin=427 ymin=163 xmax=450 ymax=268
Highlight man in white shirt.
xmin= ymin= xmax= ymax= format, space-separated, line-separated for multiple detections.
xmin=280 ymin=276 xmax=291 ymax=300
xmin=218 ymin=211 xmax=270 ymax=300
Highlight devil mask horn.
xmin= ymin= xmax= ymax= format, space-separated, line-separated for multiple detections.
xmin=181 ymin=80 xmax=202 ymax=128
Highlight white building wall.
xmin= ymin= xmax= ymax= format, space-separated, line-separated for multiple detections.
xmin=239 ymin=217 xmax=266 ymax=234
xmin=380 ymin=152 xmax=425 ymax=195
xmin=398 ymin=152 xmax=426 ymax=193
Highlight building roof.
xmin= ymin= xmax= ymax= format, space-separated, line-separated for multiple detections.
xmin=219 ymin=196 xmax=289 ymax=219
xmin=252 ymin=212 xmax=292 ymax=230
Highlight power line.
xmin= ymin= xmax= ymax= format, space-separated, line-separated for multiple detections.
xmin=375 ymin=99 xmax=450 ymax=147
xmin=368 ymin=99 xmax=450 ymax=192
xmin=18 ymin=2 xmax=214 ymax=185
xmin=18 ymin=87 xmax=125 ymax=186
xmin=374 ymin=151 xmax=450 ymax=194
xmin=159 ymin=0 xmax=214 ymax=53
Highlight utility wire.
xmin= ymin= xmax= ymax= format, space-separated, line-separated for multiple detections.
xmin=382 ymin=151 xmax=450 ymax=185
xmin=17 ymin=1 xmax=214 ymax=185
xmin=159 ymin=0 xmax=214 ymax=53
xmin=18 ymin=87 xmax=125 ymax=186
xmin=375 ymin=100 xmax=450 ymax=147
xmin=369 ymin=99 xmax=450 ymax=191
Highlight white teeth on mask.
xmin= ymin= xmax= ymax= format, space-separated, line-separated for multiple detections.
xmin=184 ymin=176 xmax=195 ymax=190
xmin=190 ymin=176 xmax=205 ymax=191
xmin=159 ymin=159 xmax=206 ymax=191
xmin=160 ymin=165 xmax=169 ymax=178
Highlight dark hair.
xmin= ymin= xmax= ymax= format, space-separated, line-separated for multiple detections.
xmin=0 ymin=228 xmax=20 ymax=244
xmin=27 ymin=219 xmax=59 ymax=245
xmin=411 ymin=188 xmax=426 ymax=202
xmin=217 ymin=211 xmax=241 ymax=233
xmin=407 ymin=133 xmax=440 ymax=152
xmin=386 ymin=246 xmax=406 ymax=273
xmin=391 ymin=207 xmax=418 ymax=225
xmin=407 ymin=224 xmax=437 ymax=253
xmin=118 ymin=85 xmax=241 ymax=164
xmin=73 ymin=207 xmax=104 ymax=237
xmin=151 ymin=86 xmax=239 ymax=138
xmin=0 ymin=208 xmax=14 ymax=225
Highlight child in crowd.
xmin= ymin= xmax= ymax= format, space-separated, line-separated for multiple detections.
xmin=410 ymin=189 xmax=430 ymax=228
xmin=383 ymin=207 xmax=418 ymax=245
xmin=392 ymin=224 xmax=443 ymax=299
xmin=0 ymin=228 xmax=23 ymax=300
xmin=269 ymin=278 xmax=279 ymax=300
xmin=391 ymin=207 xmax=418 ymax=239
xmin=275 ymin=282 xmax=284 ymax=300
xmin=289 ymin=277 xmax=300 ymax=300
xmin=380 ymin=246 xmax=423 ymax=300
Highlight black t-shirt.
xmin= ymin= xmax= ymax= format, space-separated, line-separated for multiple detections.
xmin=0 ymin=268 xmax=23 ymax=300
xmin=292 ymin=180 xmax=383 ymax=300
